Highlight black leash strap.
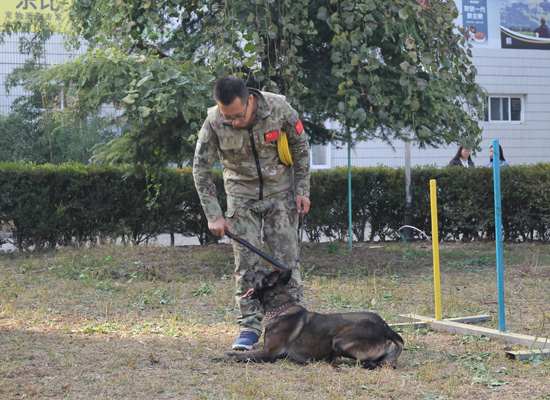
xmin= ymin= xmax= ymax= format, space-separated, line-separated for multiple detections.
xmin=224 ymin=230 xmax=289 ymax=272
xmin=296 ymin=213 xmax=305 ymax=267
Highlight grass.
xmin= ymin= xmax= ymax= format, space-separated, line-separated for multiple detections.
xmin=1 ymin=241 xmax=549 ymax=399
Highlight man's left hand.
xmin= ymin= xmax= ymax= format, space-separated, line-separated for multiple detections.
xmin=296 ymin=195 xmax=311 ymax=215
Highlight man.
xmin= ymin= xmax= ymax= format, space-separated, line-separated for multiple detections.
xmin=534 ymin=18 xmax=550 ymax=38
xmin=193 ymin=76 xmax=311 ymax=350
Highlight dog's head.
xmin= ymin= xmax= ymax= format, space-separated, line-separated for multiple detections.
xmin=241 ymin=269 xmax=293 ymax=305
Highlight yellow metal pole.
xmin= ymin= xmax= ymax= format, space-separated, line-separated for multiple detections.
xmin=430 ymin=179 xmax=442 ymax=320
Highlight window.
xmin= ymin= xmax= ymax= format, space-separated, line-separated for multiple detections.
xmin=484 ymin=96 xmax=523 ymax=122
xmin=310 ymin=143 xmax=331 ymax=169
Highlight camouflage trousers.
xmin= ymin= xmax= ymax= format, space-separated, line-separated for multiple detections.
xmin=226 ymin=191 xmax=303 ymax=337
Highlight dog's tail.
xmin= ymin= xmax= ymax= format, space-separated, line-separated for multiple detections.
xmin=381 ymin=329 xmax=404 ymax=366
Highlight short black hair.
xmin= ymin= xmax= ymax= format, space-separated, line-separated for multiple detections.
xmin=213 ymin=76 xmax=249 ymax=105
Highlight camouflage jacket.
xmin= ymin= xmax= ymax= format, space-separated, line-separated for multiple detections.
xmin=193 ymin=88 xmax=311 ymax=223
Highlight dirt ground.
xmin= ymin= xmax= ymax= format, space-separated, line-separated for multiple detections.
xmin=1 ymin=241 xmax=549 ymax=399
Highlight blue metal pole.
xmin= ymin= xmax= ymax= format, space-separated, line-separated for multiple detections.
xmin=493 ymin=139 xmax=505 ymax=332
xmin=348 ymin=137 xmax=353 ymax=251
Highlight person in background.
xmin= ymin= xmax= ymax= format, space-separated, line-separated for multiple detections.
xmin=486 ymin=144 xmax=511 ymax=168
xmin=193 ymin=76 xmax=310 ymax=351
xmin=534 ymin=17 xmax=550 ymax=38
xmin=448 ymin=146 xmax=475 ymax=168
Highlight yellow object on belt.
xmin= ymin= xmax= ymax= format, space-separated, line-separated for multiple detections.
xmin=277 ymin=130 xmax=293 ymax=165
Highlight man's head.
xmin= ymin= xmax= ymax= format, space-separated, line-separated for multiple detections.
xmin=214 ymin=76 xmax=254 ymax=128
xmin=542 ymin=17 xmax=546 ymax=25
xmin=214 ymin=76 xmax=249 ymax=105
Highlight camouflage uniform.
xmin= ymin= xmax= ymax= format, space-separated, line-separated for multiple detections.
xmin=193 ymin=88 xmax=310 ymax=337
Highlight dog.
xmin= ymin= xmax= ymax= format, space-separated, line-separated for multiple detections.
xmin=214 ymin=269 xmax=404 ymax=368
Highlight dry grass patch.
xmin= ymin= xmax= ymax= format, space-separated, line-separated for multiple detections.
xmin=1 ymin=241 xmax=549 ymax=399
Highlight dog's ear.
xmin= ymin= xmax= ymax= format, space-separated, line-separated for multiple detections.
xmin=279 ymin=269 xmax=293 ymax=286
xmin=263 ymin=271 xmax=280 ymax=287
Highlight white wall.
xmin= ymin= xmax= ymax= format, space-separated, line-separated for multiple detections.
xmin=474 ymin=47 xmax=550 ymax=166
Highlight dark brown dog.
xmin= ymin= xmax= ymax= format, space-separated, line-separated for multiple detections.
xmin=215 ymin=269 xmax=404 ymax=368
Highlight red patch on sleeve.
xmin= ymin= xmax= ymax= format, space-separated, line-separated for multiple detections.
xmin=264 ymin=130 xmax=280 ymax=142
xmin=295 ymin=119 xmax=303 ymax=134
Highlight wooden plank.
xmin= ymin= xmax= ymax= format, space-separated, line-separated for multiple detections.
xmin=389 ymin=322 xmax=428 ymax=330
xmin=398 ymin=314 xmax=491 ymax=324
xmin=446 ymin=315 xmax=492 ymax=324
xmin=506 ymin=349 xmax=550 ymax=360
xmin=399 ymin=314 xmax=550 ymax=350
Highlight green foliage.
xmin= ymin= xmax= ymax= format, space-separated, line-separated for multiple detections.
xmin=27 ymin=0 xmax=484 ymax=167
xmin=190 ymin=283 xmax=215 ymax=297
xmin=0 ymin=97 xmax=117 ymax=164
xmin=2 ymin=163 xmax=550 ymax=252
xmin=0 ymin=13 xmax=117 ymax=165
xmin=36 ymin=49 xmax=215 ymax=166
xmin=313 ymin=0 xmax=484 ymax=147
xmin=0 ymin=98 xmax=44 ymax=162
xmin=308 ymin=164 xmax=550 ymax=242
xmin=0 ymin=163 xmax=222 ymax=251
xmin=0 ymin=13 xmax=56 ymax=92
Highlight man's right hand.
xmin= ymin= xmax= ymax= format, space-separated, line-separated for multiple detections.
xmin=208 ymin=216 xmax=231 ymax=237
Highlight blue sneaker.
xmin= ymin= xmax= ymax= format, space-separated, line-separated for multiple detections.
xmin=232 ymin=331 xmax=259 ymax=350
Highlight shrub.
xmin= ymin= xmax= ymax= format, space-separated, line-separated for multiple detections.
xmin=1 ymin=162 xmax=549 ymax=251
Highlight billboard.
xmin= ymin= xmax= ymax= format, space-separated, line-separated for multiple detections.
xmin=0 ymin=0 xmax=70 ymax=33
xmin=500 ymin=0 xmax=550 ymax=49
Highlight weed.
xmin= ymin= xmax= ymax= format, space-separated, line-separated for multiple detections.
xmin=138 ymin=262 xmax=163 ymax=281
xmin=459 ymin=335 xmax=491 ymax=346
xmin=403 ymin=247 xmax=429 ymax=260
xmin=520 ymin=353 xmax=546 ymax=365
xmin=381 ymin=294 xmax=393 ymax=303
xmin=301 ymin=264 xmax=316 ymax=279
xmin=326 ymin=242 xmax=351 ymax=255
xmin=191 ymin=283 xmax=215 ymax=297
xmin=96 ymin=280 xmax=121 ymax=292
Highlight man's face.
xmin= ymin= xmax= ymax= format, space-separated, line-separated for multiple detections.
xmin=217 ymin=94 xmax=253 ymax=128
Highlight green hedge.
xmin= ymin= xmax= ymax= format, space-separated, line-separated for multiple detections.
xmin=0 ymin=163 xmax=223 ymax=251
xmin=1 ymin=162 xmax=549 ymax=250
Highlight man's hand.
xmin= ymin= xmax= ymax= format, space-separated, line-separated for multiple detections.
xmin=208 ymin=216 xmax=232 ymax=237
xmin=296 ymin=195 xmax=311 ymax=215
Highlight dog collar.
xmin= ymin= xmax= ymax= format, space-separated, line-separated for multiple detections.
xmin=264 ymin=301 xmax=296 ymax=321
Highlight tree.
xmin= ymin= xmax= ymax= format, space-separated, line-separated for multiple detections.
xmin=0 ymin=14 xmax=117 ymax=164
xmin=31 ymin=0 xmax=484 ymax=167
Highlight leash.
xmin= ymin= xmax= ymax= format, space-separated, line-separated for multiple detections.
xmin=224 ymin=213 xmax=306 ymax=273
xmin=224 ymin=230 xmax=289 ymax=271
xmin=296 ymin=213 xmax=305 ymax=267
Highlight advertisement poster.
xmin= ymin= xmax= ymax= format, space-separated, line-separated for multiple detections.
xmin=0 ymin=0 xmax=69 ymax=32
xmin=463 ymin=0 xmax=489 ymax=44
xmin=500 ymin=0 xmax=550 ymax=49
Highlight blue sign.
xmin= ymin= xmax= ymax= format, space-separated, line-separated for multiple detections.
xmin=463 ymin=0 xmax=488 ymax=44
